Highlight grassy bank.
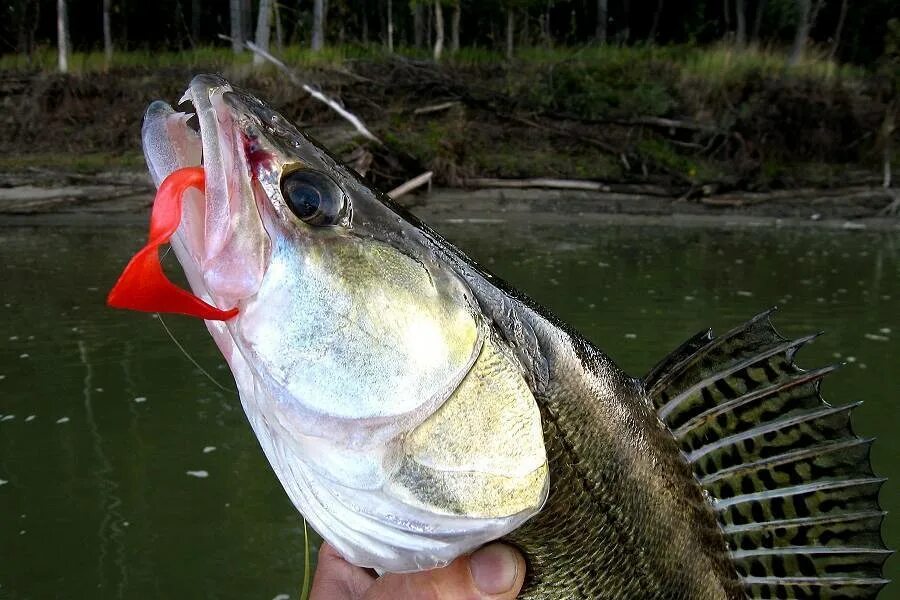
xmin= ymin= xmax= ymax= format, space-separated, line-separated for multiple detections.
xmin=1 ymin=44 xmax=893 ymax=195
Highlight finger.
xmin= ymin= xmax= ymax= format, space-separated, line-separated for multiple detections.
xmin=309 ymin=543 xmax=377 ymax=600
xmin=364 ymin=543 xmax=525 ymax=600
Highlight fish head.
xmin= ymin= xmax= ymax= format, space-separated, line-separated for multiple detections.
xmin=140 ymin=74 xmax=548 ymax=572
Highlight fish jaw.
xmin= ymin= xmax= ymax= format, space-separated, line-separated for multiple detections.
xmin=141 ymin=75 xmax=270 ymax=315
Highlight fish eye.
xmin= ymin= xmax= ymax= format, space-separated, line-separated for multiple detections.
xmin=280 ymin=169 xmax=347 ymax=226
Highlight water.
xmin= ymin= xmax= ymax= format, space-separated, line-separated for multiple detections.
xmin=0 ymin=221 xmax=897 ymax=598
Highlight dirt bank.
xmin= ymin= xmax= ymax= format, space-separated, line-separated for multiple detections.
xmin=2 ymin=57 xmax=897 ymax=228
xmin=1 ymin=53 xmax=895 ymax=196
xmin=1 ymin=167 xmax=897 ymax=231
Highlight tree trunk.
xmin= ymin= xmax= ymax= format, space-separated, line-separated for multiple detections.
xmin=311 ymin=0 xmax=324 ymax=51
xmin=241 ymin=0 xmax=252 ymax=42
xmin=751 ymin=0 xmax=767 ymax=43
xmin=451 ymin=0 xmax=460 ymax=53
xmin=413 ymin=3 xmax=424 ymax=48
xmin=622 ymin=0 xmax=631 ymax=43
xmin=56 ymin=0 xmax=68 ymax=72
xmin=229 ymin=0 xmax=243 ymax=52
xmin=544 ymin=1 xmax=551 ymax=46
xmin=506 ymin=7 xmax=514 ymax=60
xmin=788 ymin=0 xmax=810 ymax=66
xmin=362 ymin=7 xmax=368 ymax=44
xmin=274 ymin=0 xmax=283 ymax=51
xmin=648 ymin=0 xmax=664 ymax=43
xmin=191 ymin=0 xmax=201 ymax=44
xmin=433 ymin=0 xmax=444 ymax=60
xmin=828 ymin=0 xmax=847 ymax=60
xmin=103 ymin=0 xmax=113 ymax=65
xmin=426 ymin=2 xmax=432 ymax=48
xmin=16 ymin=0 xmax=40 ymax=59
xmin=387 ymin=0 xmax=394 ymax=52
xmin=735 ymin=0 xmax=747 ymax=47
xmin=810 ymin=0 xmax=825 ymax=31
xmin=596 ymin=0 xmax=607 ymax=44
xmin=253 ymin=0 xmax=272 ymax=65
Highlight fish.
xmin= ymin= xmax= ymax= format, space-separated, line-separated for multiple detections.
xmin=109 ymin=75 xmax=889 ymax=599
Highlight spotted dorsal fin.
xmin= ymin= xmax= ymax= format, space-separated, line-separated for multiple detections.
xmin=645 ymin=309 xmax=890 ymax=599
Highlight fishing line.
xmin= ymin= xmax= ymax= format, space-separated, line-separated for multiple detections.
xmin=157 ymin=246 xmax=236 ymax=395
xmin=157 ymin=314 xmax=236 ymax=394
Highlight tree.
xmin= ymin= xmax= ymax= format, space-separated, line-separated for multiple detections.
xmin=788 ymin=0 xmax=811 ymax=66
xmin=596 ymin=0 xmax=607 ymax=44
xmin=254 ymin=0 xmax=273 ymax=65
xmin=312 ymin=0 xmax=325 ymax=51
xmin=433 ymin=0 xmax=444 ymax=60
xmin=451 ymin=0 xmax=461 ymax=53
xmin=387 ymin=0 xmax=394 ymax=52
xmin=751 ymin=0 xmax=767 ymax=44
xmin=414 ymin=2 xmax=425 ymax=48
xmin=103 ymin=0 xmax=113 ymax=66
xmin=56 ymin=0 xmax=68 ymax=72
xmin=829 ymin=0 xmax=848 ymax=60
xmin=506 ymin=5 xmax=514 ymax=59
xmin=648 ymin=0 xmax=665 ymax=42
xmin=273 ymin=1 xmax=283 ymax=51
xmin=229 ymin=0 xmax=244 ymax=52
xmin=735 ymin=0 xmax=747 ymax=47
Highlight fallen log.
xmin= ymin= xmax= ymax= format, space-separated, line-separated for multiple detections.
xmin=464 ymin=177 xmax=608 ymax=191
xmin=389 ymin=171 xmax=433 ymax=198
xmin=413 ymin=101 xmax=460 ymax=115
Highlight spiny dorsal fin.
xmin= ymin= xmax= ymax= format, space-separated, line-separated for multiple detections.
xmin=645 ymin=309 xmax=891 ymax=600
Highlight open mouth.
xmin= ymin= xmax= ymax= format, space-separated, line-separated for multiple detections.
xmin=142 ymin=75 xmax=234 ymax=269
xmin=108 ymin=75 xmax=270 ymax=320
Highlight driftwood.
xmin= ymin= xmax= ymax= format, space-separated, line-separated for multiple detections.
xmin=220 ymin=35 xmax=382 ymax=144
xmin=413 ymin=101 xmax=460 ymax=115
xmin=389 ymin=171 xmax=433 ymax=198
xmin=465 ymin=177 xmax=609 ymax=192
xmin=463 ymin=178 xmax=682 ymax=197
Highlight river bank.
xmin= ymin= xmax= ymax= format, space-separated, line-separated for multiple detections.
xmin=3 ymin=45 xmax=897 ymax=194
xmin=1 ymin=167 xmax=897 ymax=231
xmin=2 ymin=46 xmax=897 ymax=229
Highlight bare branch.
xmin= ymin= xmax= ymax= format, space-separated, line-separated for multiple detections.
xmin=389 ymin=171 xmax=433 ymax=198
xmin=220 ymin=36 xmax=382 ymax=144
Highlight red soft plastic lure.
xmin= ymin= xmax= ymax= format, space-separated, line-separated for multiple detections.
xmin=107 ymin=167 xmax=239 ymax=321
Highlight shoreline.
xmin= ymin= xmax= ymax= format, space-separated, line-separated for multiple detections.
xmin=1 ymin=171 xmax=897 ymax=231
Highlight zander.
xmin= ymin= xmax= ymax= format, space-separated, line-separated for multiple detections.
xmin=109 ymin=75 xmax=890 ymax=599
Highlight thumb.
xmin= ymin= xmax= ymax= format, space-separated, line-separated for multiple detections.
xmin=365 ymin=544 xmax=526 ymax=600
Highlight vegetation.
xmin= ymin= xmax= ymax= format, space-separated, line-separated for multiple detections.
xmin=3 ymin=0 xmax=897 ymax=69
xmin=0 ymin=0 xmax=897 ymax=197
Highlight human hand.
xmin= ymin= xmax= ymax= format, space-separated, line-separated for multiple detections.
xmin=309 ymin=543 xmax=526 ymax=600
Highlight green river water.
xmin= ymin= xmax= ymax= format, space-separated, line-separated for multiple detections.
xmin=0 ymin=220 xmax=897 ymax=599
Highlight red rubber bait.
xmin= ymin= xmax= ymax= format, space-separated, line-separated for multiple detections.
xmin=107 ymin=167 xmax=239 ymax=321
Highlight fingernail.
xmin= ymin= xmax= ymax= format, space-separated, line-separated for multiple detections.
xmin=470 ymin=544 xmax=519 ymax=595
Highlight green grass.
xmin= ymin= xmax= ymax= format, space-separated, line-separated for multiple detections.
xmin=1 ymin=42 xmax=867 ymax=82
xmin=0 ymin=46 xmax=248 ymax=72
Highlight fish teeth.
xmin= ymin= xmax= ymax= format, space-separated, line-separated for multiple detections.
xmin=178 ymin=88 xmax=194 ymax=107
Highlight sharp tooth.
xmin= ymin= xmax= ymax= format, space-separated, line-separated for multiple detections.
xmin=178 ymin=88 xmax=193 ymax=106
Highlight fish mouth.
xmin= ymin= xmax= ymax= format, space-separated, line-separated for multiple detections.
xmin=141 ymin=74 xmax=269 ymax=311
